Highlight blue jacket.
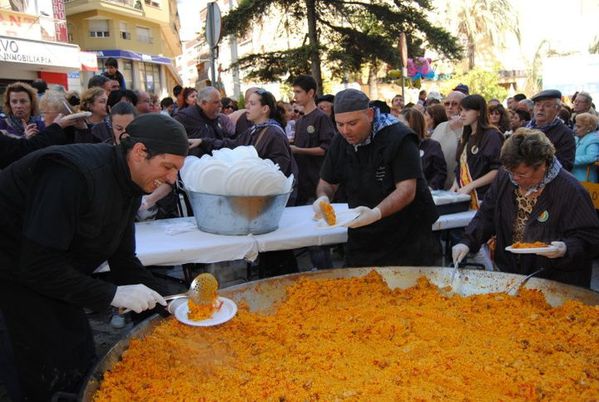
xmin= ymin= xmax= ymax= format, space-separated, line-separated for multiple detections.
xmin=573 ymin=131 xmax=599 ymax=182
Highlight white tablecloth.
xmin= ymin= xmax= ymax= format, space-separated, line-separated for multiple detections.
xmin=134 ymin=204 xmax=477 ymax=266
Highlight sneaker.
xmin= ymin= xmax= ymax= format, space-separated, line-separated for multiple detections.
xmin=110 ymin=314 xmax=126 ymax=329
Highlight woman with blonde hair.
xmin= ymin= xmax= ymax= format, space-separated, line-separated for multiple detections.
xmin=0 ymin=81 xmax=44 ymax=138
xmin=79 ymin=87 xmax=108 ymax=126
xmin=38 ymin=90 xmax=70 ymax=127
xmin=572 ymin=112 xmax=599 ymax=182
xmin=75 ymin=87 xmax=108 ymax=143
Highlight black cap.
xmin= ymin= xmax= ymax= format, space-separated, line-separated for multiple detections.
xmin=125 ymin=114 xmax=189 ymax=156
xmin=453 ymin=83 xmax=469 ymax=95
xmin=334 ymin=89 xmax=370 ymax=114
xmin=316 ymin=94 xmax=335 ymax=104
xmin=531 ymin=89 xmax=562 ymax=102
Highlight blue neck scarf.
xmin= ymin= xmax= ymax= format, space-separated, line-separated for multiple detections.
xmin=353 ymin=108 xmax=399 ymax=151
xmin=508 ymin=157 xmax=562 ymax=196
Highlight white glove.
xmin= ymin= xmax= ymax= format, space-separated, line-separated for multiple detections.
xmin=535 ymin=241 xmax=567 ymax=259
xmin=346 ymin=206 xmax=382 ymax=228
xmin=452 ymin=243 xmax=470 ymax=266
xmin=111 ymin=284 xmax=167 ymax=314
xmin=312 ymin=195 xmax=330 ymax=220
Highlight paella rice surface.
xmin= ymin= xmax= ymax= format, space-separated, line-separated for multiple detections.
xmin=94 ymin=271 xmax=599 ymax=401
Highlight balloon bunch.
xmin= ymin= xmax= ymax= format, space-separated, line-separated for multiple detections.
xmin=407 ymin=57 xmax=435 ymax=80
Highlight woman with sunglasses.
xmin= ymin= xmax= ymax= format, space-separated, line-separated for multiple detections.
xmin=451 ymin=94 xmax=504 ymax=209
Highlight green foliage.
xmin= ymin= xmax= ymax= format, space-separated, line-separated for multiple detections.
xmin=440 ymin=67 xmax=508 ymax=101
xmin=233 ymin=46 xmax=313 ymax=83
xmin=222 ymin=0 xmax=462 ymax=84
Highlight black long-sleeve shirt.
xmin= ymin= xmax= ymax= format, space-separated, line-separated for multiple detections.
xmin=0 ymin=123 xmax=71 ymax=169
xmin=0 ymin=144 xmax=163 ymax=311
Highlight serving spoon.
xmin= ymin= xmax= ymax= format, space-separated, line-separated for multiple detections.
xmin=120 ymin=273 xmax=218 ymax=314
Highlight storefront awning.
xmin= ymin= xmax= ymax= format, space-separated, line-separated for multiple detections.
xmin=95 ymin=49 xmax=172 ymax=65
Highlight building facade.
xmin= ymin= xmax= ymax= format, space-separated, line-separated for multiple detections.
xmin=0 ymin=0 xmax=88 ymax=102
xmin=65 ymin=0 xmax=182 ymax=97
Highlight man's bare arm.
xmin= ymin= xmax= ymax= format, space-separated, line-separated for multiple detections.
xmin=376 ymin=178 xmax=417 ymax=218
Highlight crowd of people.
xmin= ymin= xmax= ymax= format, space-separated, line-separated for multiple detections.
xmin=1 ymin=56 xmax=599 ymax=400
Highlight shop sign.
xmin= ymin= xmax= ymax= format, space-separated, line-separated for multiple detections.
xmin=0 ymin=9 xmax=41 ymax=41
xmin=0 ymin=36 xmax=80 ymax=69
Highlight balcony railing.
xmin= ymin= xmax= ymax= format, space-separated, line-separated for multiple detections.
xmin=64 ymin=0 xmax=142 ymax=10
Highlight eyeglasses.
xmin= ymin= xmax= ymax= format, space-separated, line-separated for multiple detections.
xmin=294 ymin=109 xmax=304 ymax=115
xmin=444 ymin=101 xmax=459 ymax=107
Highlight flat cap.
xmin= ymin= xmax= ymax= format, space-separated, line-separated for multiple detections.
xmin=453 ymin=83 xmax=469 ymax=95
xmin=531 ymin=89 xmax=562 ymax=102
xmin=125 ymin=114 xmax=189 ymax=156
xmin=334 ymin=89 xmax=370 ymax=114
xmin=317 ymin=94 xmax=335 ymax=104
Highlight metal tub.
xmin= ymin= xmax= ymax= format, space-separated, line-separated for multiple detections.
xmin=186 ymin=190 xmax=291 ymax=235
xmin=79 ymin=267 xmax=599 ymax=401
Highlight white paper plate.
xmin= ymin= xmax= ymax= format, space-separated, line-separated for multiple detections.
xmin=174 ymin=297 xmax=237 ymax=327
xmin=505 ymin=245 xmax=557 ymax=254
xmin=62 ymin=111 xmax=92 ymax=121
xmin=316 ymin=210 xmax=360 ymax=229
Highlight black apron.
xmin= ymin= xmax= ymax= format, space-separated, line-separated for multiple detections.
xmin=0 ymin=278 xmax=96 ymax=401
xmin=342 ymin=134 xmax=438 ymax=267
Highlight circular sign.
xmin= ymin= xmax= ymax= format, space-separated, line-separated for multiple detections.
xmin=205 ymin=2 xmax=222 ymax=48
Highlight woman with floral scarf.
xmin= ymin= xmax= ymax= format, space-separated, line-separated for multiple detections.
xmin=453 ymin=128 xmax=599 ymax=287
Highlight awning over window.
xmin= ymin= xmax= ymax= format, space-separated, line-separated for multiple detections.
xmin=95 ymin=49 xmax=172 ymax=65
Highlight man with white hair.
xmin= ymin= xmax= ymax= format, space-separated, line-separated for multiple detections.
xmin=526 ymin=89 xmax=575 ymax=171
xmin=174 ymin=86 xmax=231 ymax=157
xmin=431 ymin=90 xmax=465 ymax=189
xmin=573 ymin=91 xmax=597 ymax=117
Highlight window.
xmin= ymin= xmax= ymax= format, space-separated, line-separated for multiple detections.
xmin=89 ymin=20 xmax=110 ymax=38
xmin=144 ymin=0 xmax=160 ymax=7
xmin=120 ymin=22 xmax=131 ymax=40
xmin=136 ymin=26 xmax=152 ymax=44
xmin=138 ymin=62 xmax=161 ymax=93
xmin=121 ymin=60 xmax=133 ymax=89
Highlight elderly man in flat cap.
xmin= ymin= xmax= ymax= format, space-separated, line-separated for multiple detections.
xmin=314 ymin=88 xmax=439 ymax=267
xmin=0 ymin=114 xmax=189 ymax=401
xmin=527 ymin=89 xmax=575 ymax=171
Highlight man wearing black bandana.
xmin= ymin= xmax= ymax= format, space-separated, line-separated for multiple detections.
xmin=316 ymin=88 xmax=439 ymax=267
xmin=0 ymin=114 xmax=189 ymax=401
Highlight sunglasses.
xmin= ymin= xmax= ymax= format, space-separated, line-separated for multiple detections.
xmin=294 ymin=110 xmax=304 ymax=115
xmin=444 ymin=101 xmax=459 ymax=107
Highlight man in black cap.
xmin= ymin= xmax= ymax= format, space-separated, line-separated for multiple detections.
xmin=527 ymin=89 xmax=575 ymax=171
xmin=315 ymin=88 xmax=439 ymax=267
xmin=453 ymin=83 xmax=469 ymax=95
xmin=0 ymin=114 xmax=188 ymax=401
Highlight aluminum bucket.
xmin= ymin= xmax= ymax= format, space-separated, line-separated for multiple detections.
xmin=186 ymin=191 xmax=291 ymax=235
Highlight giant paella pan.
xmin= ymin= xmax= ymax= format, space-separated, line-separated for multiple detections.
xmin=81 ymin=267 xmax=599 ymax=401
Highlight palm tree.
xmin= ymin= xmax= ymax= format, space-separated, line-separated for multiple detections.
xmin=452 ymin=0 xmax=521 ymax=69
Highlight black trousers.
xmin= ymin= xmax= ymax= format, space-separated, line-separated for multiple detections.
xmin=0 ymin=281 xmax=96 ymax=401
